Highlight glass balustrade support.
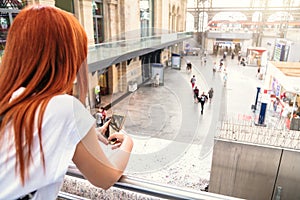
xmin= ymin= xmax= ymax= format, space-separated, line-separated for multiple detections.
xmin=87 ymin=32 xmax=193 ymax=73
xmin=66 ymin=169 xmax=244 ymax=200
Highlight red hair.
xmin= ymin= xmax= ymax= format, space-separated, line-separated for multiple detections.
xmin=0 ymin=5 xmax=88 ymax=184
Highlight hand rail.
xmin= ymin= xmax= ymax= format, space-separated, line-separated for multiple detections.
xmin=66 ymin=169 xmax=244 ymax=200
xmin=57 ymin=191 xmax=90 ymax=200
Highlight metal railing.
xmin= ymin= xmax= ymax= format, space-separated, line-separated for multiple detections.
xmin=65 ymin=169 xmax=244 ymax=200
xmin=57 ymin=191 xmax=90 ymax=200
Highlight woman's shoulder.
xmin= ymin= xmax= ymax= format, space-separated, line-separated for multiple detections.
xmin=50 ymin=94 xmax=81 ymax=104
xmin=47 ymin=94 xmax=86 ymax=114
xmin=45 ymin=94 xmax=94 ymax=129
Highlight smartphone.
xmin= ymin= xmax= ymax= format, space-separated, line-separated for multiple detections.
xmin=104 ymin=114 xmax=125 ymax=144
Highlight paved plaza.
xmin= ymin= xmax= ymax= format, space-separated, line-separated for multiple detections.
xmin=96 ymin=43 xmax=278 ymax=191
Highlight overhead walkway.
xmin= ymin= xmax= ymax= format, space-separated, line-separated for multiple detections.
xmin=87 ymin=32 xmax=193 ymax=72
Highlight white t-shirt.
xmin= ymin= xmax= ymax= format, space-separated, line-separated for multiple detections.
xmin=0 ymin=94 xmax=95 ymax=200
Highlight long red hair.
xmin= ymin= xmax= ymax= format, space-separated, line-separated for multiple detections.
xmin=0 ymin=5 xmax=88 ymax=184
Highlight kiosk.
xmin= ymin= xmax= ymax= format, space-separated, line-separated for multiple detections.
xmin=246 ymin=47 xmax=267 ymax=67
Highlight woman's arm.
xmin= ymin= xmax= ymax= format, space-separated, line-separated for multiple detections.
xmin=72 ymin=125 xmax=133 ymax=190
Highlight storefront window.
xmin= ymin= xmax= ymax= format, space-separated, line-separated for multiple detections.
xmin=93 ymin=0 xmax=104 ymax=44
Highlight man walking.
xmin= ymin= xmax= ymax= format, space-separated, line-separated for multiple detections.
xmin=198 ymin=92 xmax=208 ymax=115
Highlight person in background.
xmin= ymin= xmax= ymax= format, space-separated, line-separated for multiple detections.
xmin=223 ymin=70 xmax=228 ymax=87
xmin=231 ymin=52 xmax=235 ymax=59
xmin=238 ymin=51 xmax=242 ymax=64
xmin=198 ymin=92 xmax=208 ymax=115
xmin=208 ymin=88 xmax=214 ymax=103
xmin=95 ymin=109 xmax=103 ymax=128
xmin=154 ymin=73 xmax=160 ymax=87
xmin=94 ymin=84 xmax=101 ymax=106
xmin=256 ymin=65 xmax=261 ymax=78
xmin=273 ymin=97 xmax=280 ymax=113
xmin=190 ymin=75 xmax=196 ymax=89
xmin=193 ymin=86 xmax=199 ymax=103
xmin=0 ymin=5 xmax=133 ymax=200
xmin=100 ymin=106 xmax=107 ymax=125
xmin=212 ymin=61 xmax=217 ymax=74
xmin=186 ymin=60 xmax=192 ymax=72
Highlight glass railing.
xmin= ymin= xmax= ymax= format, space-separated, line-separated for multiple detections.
xmin=87 ymin=32 xmax=193 ymax=65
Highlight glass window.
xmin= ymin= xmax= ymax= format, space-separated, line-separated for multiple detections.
xmin=140 ymin=0 xmax=153 ymax=37
xmin=94 ymin=1 xmax=103 ymax=15
xmin=55 ymin=0 xmax=74 ymax=14
xmin=93 ymin=0 xmax=104 ymax=44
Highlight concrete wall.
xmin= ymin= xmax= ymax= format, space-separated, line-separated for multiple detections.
xmin=209 ymin=139 xmax=300 ymax=200
xmin=209 ymin=140 xmax=280 ymax=200
xmin=275 ymin=150 xmax=300 ymax=200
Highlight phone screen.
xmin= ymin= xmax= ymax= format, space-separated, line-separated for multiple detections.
xmin=104 ymin=114 xmax=125 ymax=143
xmin=110 ymin=114 xmax=125 ymax=132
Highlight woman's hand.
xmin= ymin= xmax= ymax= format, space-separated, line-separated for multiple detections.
xmin=96 ymin=119 xmax=111 ymax=145
xmin=108 ymin=129 xmax=131 ymax=150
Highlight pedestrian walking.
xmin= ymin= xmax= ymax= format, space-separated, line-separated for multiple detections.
xmin=256 ymin=66 xmax=261 ymax=78
xmin=223 ymin=71 xmax=228 ymax=87
xmin=208 ymin=88 xmax=214 ymax=103
xmin=190 ymin=75 xmax=196 ymax=89
xmin=212 ymin=62 xmax=217 ymax=75
xmin=238 ymin=51 xmax=242 ymax=64
xmin=186 ymin=61 xmax=192 ymax=72
xmin=154 ymin=73 xmax=160 ymax=87
xmin=95 ymin=84 xmax=101 ymax=106
xmin=193 ymin=86 xmax=199 ymax=103
xmin=273 ymin=97 xmax=280 ymax=113
xmin=223 ymin=51 xmax=227 ymax=60
xmin=198 ymin=92 xmax=208 ymax=115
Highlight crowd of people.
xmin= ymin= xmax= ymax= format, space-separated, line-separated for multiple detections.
xmin=190 ymin=75 xmax=214 ymax=115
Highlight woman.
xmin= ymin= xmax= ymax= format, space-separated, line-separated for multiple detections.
xmin=0 ymin=5 xmax=133 ymax=200
xmin=208 ymin=88 xmax=214 ymax=103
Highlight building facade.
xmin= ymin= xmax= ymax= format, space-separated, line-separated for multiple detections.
xmin=0 ymin=0 xmax=188 ymax=109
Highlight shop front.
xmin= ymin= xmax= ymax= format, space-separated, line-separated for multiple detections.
xmin=264 ymin=61 xmax=300 ymax=129
xmin=246 ymin=47 xmax=267 ymax=67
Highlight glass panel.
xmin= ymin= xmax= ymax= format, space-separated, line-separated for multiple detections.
xmin=93 ymin=17 xmax=97 ymax=43
xmin=55 ymin=0 xmax=74 ymax=13
xmin=93 ymin=17 xmax=104 ymax=44
xmin=87 ymin=32 xmax=193 ymax=64
xmin=140 ymin=0 xmax=153 ymax=37
xmin=93 ymin=1 xmax=104 ymax=44
xmin=96 ymin=17 xmax=104 ymax=43
xmin=95 ymin=2 xmax=103 ymax=16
